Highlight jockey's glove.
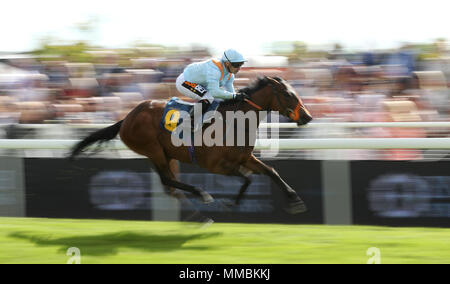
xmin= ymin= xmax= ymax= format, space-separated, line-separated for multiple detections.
xmin=233 ymin=93 xmax=248 ymax=101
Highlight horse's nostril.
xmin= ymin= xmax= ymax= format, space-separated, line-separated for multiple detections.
xmin=298 ymin=115 xmax=312 ymax=125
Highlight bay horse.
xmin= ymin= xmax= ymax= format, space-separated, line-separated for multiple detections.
xmin=70 ymin=76 xmax=313 ymax=214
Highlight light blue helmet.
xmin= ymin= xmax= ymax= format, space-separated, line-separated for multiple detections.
xmin=222 ymin=49 xmax=247 ymax=63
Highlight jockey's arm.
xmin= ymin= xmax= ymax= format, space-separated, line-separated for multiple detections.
xmin=206 ymin=69 xmax=235 ymax=100
xmin=224 ymin=75 xmax=235 ymax=94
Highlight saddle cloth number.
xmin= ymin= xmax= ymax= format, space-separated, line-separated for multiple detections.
xmin=182 ymin=81 xmax=207 ymax=97
xmin=164 ymin=109 xmax=181 ymax=132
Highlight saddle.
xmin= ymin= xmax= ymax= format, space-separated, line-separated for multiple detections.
xmin=160 ymin=97 xmax=220 ymax=133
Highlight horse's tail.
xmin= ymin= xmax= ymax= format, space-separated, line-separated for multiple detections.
xmin=69 ymin=120 xmax=123 ymax=160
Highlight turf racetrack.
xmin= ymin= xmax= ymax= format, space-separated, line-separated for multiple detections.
xmin=0 ymin=217 xmax=448 ymax=264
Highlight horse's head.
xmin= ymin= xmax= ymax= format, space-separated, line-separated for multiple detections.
xmin=266 ymin=77 xmax=313 ymax=126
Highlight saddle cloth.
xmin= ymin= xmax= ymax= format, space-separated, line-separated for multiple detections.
xmin=160 ymin=97 xmax=220 ymax=133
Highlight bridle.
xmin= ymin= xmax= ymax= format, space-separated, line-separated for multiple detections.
xmin=241 ymin=79 xmax=302 ymax=121
xmin=243 ymin=97 xmax=263 ymax=111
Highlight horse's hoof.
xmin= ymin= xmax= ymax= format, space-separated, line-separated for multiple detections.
xmin=201 ymin=192 xmax=214 ymax=204
xmin=285 ymin=200 xmax=308 ymax=214
xmin=200 ymin=218 xmax=214 ymax=229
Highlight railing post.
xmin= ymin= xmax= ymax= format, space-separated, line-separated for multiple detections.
xmin=0 ymin=157 xmax=26 ymax=217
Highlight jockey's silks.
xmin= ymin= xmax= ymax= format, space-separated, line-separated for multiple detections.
xmin=183 ymin=59 xmax=235 ymax=100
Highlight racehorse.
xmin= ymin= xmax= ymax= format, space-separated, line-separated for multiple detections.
xmin=69 ymin=76 xmax=313 ymax=214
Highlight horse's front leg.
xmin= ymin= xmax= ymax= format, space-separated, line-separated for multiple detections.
xmin=220 ymin=172 xmax=251 ymax=210
xmin=243 ymin=155 xmax=307 ymax=214
xmin=212 ymin=160 xmax=253 ymax=208
xmin=232 ymin=166 xmax=253 ymax=206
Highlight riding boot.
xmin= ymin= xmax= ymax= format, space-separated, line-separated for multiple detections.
xmin=200 ymin=99 xmax=212 ymax=122
xmin=190 ymin=100 xmax=211 ymax=132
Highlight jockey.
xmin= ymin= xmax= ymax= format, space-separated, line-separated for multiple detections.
xmin=175 ymin=48 xmax=247 ymax=130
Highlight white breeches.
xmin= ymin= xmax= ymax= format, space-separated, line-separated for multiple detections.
xmin=175 ymin=73 xmax=214 ymax=104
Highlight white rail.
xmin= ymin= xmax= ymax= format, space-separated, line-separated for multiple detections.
xmin=260 ymin=122 xmax=450 ymax=128
xmin=0 ymin=138 xmax=449 ymax=150
xmin=256 ymin=138 xmax=450 ymax=149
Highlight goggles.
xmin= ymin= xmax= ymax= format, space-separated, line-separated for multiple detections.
xmin=230 ymin=61 xmax=244 ymax=68
xmin=224 ymin=52 xmax=244 ymax=68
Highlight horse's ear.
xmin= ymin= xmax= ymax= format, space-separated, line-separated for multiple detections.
xmin=266 ymin=76 xmax=286 ymax=90
xmin=273 ymin=77 xmax=283 ymax=83
xmin=266 ymin=76 xmax=279 ymax=85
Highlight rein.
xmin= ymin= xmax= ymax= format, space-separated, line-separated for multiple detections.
xmin=237 ymin=85 xmax=287 ymax=113
xmin=244 ymin=98 xmax=263 ymax=110
xmin=237 ymin=79 xmax=301 ymax=120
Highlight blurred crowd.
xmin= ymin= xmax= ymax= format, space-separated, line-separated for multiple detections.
xmin=0 ymin=46 xmax=449 ymax=160
xmin=0 ymin=51 xmax=189 ymax=124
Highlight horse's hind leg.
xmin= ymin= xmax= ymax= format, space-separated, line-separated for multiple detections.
xmin=166 ymin=159 xmax=211 ymax=204
xmin=243 ymin=155 xmax=307 ymax=214
xmin=166 ymin=159 xmax=212 ymax=223
xmin=148 ymin=148 xmax=213 ymax=204
xmin=165 ymin=159 xmax=186 ymax=200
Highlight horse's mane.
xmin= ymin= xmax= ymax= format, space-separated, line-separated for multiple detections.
xmin=239 ymin=76 xmax=273 ymax=95
xmin=220 ymin=76 xmax=271 ymax=107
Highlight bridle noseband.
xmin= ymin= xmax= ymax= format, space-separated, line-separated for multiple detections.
xmin=269 ymin=81 xmax=302 ymax=120
xmin=239 ymin=79 xmax=301 ymax=121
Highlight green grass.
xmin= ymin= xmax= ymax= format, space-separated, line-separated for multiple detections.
xmin=0 ymin=217 xmax=449 ymax=264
